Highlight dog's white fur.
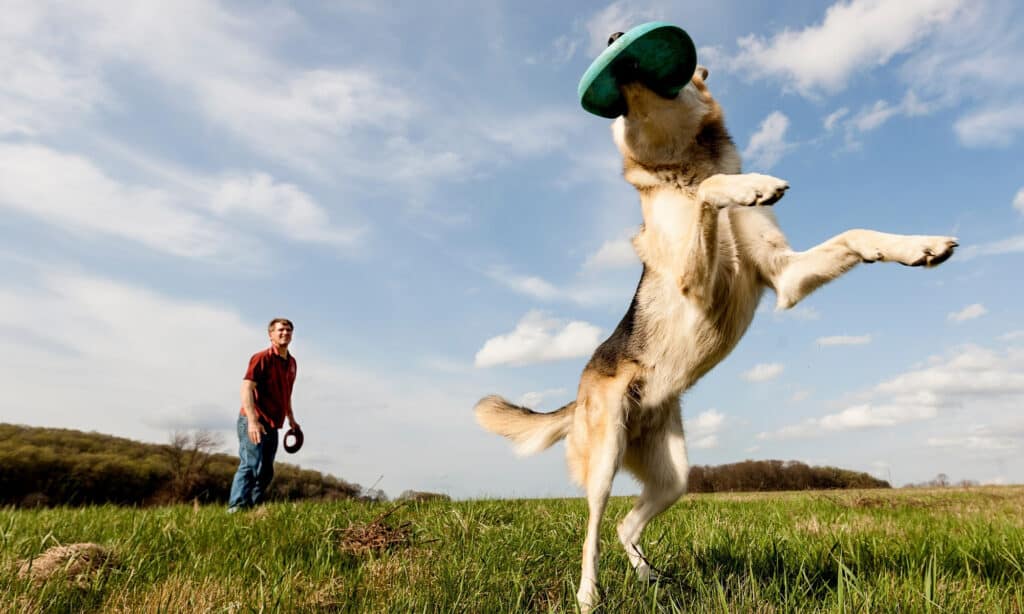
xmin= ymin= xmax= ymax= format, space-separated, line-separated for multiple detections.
xmin=476 ymin=66 xmax=957 ymax=612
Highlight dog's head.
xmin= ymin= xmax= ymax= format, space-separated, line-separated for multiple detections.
xmin=611 ymin=61 xmax=732 ymax=171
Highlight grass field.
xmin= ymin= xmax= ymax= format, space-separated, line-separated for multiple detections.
xmin=3 ymin=486 xmax=1022 ymax=613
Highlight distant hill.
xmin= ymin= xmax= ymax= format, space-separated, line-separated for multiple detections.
xmin=0 ymin=423 xmax=363 ymax=508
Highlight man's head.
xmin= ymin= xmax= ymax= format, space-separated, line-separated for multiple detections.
xmin=267 ymin=318 xmax=294 ymax=350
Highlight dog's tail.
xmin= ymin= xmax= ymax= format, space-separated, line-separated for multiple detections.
xmin=474 ymin=395 xmax=575 ymax=456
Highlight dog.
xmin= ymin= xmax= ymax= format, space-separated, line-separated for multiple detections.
xmin=475 ymin=51 xmax=957 ymax=611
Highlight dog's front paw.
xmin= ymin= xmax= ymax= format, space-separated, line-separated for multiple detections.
xmin=900 ymin=236 xmax=959 ymax=267
xmin=699 ymin=173 xmax=789 ymax=209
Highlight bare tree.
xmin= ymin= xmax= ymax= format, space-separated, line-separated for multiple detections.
xmin=161 ymin=430 xmax=222 ymax=502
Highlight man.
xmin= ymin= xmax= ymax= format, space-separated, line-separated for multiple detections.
xmin=227 ymin=318 xmax=300 ymax=512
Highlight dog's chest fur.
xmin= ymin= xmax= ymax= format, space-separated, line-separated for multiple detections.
xmin=632 ymin=192 xmax=765 ymax=406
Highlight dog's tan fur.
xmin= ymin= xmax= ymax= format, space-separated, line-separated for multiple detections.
xmin=475 ymin=65 xmax=957 ymax=611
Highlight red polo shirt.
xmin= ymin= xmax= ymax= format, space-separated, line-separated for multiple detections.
xmin=240 ymin=347 xmax=297 ymax=429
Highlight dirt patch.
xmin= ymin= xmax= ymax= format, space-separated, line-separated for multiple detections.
xmin=334 ymin=505 xmax=417 ymax=555
xmin=18 ymin=542 xmax=116 ymax=587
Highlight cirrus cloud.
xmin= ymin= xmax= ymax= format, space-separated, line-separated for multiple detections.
xmin=947 ymin=303 xmax=987 ymax=322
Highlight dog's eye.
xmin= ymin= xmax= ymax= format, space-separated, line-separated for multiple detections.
xmin=607 ymin=32 xmax=624 ymax=46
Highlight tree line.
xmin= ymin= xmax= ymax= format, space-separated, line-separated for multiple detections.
xmin=1 ymin=424 xmax=889 ymax=508
xmin=688 ymin=459 xmax=890 ymax=492
xmin=0 ymin=423 xmax=362 ymax=508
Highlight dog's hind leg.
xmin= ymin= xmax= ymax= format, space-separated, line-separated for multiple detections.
xmin=572 ymin=367 xmax=637 ymax=613
xmin=618 ymin=399 xmax=688 ymax=581
xmin=769 ymin=229 xmax=958 ymax=309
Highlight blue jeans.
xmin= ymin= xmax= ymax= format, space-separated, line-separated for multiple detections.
xmin=228 ymin=414 xmax=278 ymax=509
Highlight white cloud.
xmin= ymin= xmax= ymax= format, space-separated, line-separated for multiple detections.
xmin=0 ymin=144 xmax=229 ymax=260
xmin=743 ymin=363 xmax=784 ymax=382
xmin=817 ymin=334 xmax=872 ymax=346
xmin=890 ymin=0 xmax=1024 ymax=149
xmin=484 ymin=265 xmax=632 ymax=307
xmin=686 ymin=409 xmax=727 ymax=450
xmin=743 ymin=111 xmax=791 ymax=170
xmin=584 ymin=236 xmax=637 ymax=271
xmin=584 ymin=2 xmax=660 ymax=56
xmin=731 ymin=0 xmax=964 ymax=96
xmin=766 ymin=305 xmax=822 ymax=321
xmin=953 ymin=104 xmax=1024 ymax=148
xmin=689 ymin=409 xmax=725 ymax=433
xmin=759 ymin=401 xmax=938 ymax=441
xmin=0 ymin=269 xmax=264 ymax=439
xmin=957 ymin=235 xmax=1024 ymax=261
xmin=1001 ymin=330 xmax=1024 ymax=342
xmin=947 ymin=303 xmax=987 ymax=322
xmin=474 ymin=311 xmax=602 ymax=367
xmin=526 ymin=34 xmax=579 ymax=65
xmin=821 ymin=403 xmax=938 ymax=429
xmin=0 ymin=143 xmax=362 ymax=261
xmin=212 ymin=172 xmax=364 ymax=247
xmin=1014 ymin=188 xmax=1024 ymax=214
xmin=480 ymin=110 xmax=587 ymax=157
xmin=517 ymin=388 xmax=569 ymax=409
xmin=854 ymin=100 xmax=901 ymax=132
xmin=830 ymin=91 xmax=935 ymax=149
xmin=791 ymin=389 xmax=812 ymax=402
xmin=1 ymin=0 xmax=557 ymax=188
xmin=691 ymin=436 xmax=719 ymax=450
xmin=760 ymin=344 xmax=1024 ymax=440
xmin=486 ymin=269 xmax=562 ymax=301
xmin=928 ymin=432 xmax=1018 ymax=451
xmin=0 ymin=1 xmax=109 ymax=136
xmin=197 ymin=67 xmax=422 ymax=174
xmin=823 ymin=107 xmax=849 ymax=131
xmin=852 ymin=92 xmax=931 ymax=133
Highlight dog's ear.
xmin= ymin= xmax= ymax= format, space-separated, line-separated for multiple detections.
xmin=607 ymin=32 xmax=624 ymax=46
xmin=696 ymin=65 xmax=709 ymax=81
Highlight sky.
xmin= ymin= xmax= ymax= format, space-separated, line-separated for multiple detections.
xmin=2 ymin=0 xmax=1023 ymax=499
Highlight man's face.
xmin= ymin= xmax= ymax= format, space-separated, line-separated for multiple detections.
xmin=269 ymin=323 xmax=293 ymax=348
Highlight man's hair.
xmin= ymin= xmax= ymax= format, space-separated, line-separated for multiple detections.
xmin=268 ymin=318 xmax=294 ymax=332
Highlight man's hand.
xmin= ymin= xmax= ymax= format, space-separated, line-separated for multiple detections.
xmin=247 ymin=419 xmax=266 ymax=444
xmin=288 ymin=418 xmax=301 ymax=432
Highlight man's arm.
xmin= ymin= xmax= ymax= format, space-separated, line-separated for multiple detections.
xmin=285 ymin=397 xmax=300 ymax=431
xmin=286 ymin=361 xmax=299 ymax=431
xmin=240 ymin=379 xmax=265 ymax=444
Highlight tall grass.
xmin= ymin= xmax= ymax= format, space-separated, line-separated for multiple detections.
xmin=2 ymin=487 xmax=1022 ymax=612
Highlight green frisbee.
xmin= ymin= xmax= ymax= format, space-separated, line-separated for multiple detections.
xmin=578 ymin=21 xmax=697 ymax=118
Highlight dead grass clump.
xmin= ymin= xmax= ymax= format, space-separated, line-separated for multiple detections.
xmin=335 ymin=505 xmax=415 ymax=555
xmin=103 ymin=576 xmax=243 ymax=613
xmin=17 ymin=542 xmax=116 ymax=587
xmin=306 ymin=577 xmax=349 ymax=611
xmin=851 ymin=496 xmax=904 ymax=509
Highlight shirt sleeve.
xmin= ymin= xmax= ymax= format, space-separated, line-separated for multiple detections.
xmin=244 ymin=352 xmax=264 ymax=382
